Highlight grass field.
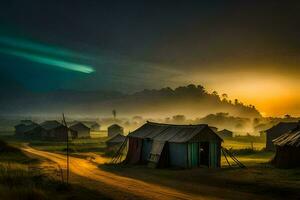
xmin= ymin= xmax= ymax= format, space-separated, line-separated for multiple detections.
xmin=100 ymin=158 xmax=300 ymax=200
xmin=0 ymin=140 xmax=110 ymax=200
xmin=223 ymin=139 xmax=265 ymax=150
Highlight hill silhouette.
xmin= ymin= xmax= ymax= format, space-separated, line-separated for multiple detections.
xmin=0 ymin=84 xmax=261 ymax=118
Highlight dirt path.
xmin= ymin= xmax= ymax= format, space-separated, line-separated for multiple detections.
xmin=23 ymin=146 xmax=215 ymax=200
xmin=22 ymin=146 xmax=274 ymax=200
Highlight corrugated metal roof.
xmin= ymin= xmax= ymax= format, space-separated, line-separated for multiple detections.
xmin=128 ymin=122 xmax=221 ymax=143
xmin=273 ymin=128 xmax=300 ymax=147
xmin=40 ymin=120 xmax=62 ymax=130
xmin=266 ymin=122 xmax=298 ymax=135
xmin=70 ymin=122 xmax=90 ymax=131
xmin=16 ymin=123 xmax=40 ymax=133
xmin=108 ymin=124 xmax=123 ymax=129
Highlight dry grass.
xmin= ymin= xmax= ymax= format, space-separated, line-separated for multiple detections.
xmin=0 ymin=139 xmax=110 ymax=200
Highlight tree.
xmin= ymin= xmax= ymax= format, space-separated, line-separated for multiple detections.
xmin=234 ymin=99 xmax=239 ymax=105
xmin=212 ymin=91 xmax=218 ymax=96
xmin=221 ymin=93 xmax=228 ymax=103
xmin=284 ymin=114 xmax=291 ymax=119
xmin=222 ymin=93 xmax=228 ymax=99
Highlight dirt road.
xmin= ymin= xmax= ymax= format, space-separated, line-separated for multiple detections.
xmin=22 ymin=146 xmax=271 ymax=200
xmin=23 ymin=146 xmax=214 ymax=200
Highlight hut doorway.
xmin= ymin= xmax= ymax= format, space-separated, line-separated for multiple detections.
xmin=200 ymin=142 xmax=209 ymax=166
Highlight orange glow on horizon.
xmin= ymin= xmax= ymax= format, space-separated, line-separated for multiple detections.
xmin=185 ymin=70 xmax=300 ymax=117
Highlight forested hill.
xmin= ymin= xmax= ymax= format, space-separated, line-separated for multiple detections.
xmin=0 ymin=84 xmax=261 ymax=118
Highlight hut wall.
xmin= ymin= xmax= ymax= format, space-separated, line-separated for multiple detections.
xmin=209 ymin=141 xmax=218 ymax=168
xmin=266 ymin=132 xmax=276 ymax=151
xmin=77 ymin=130 xmax=90 ymax=138
xmin=169 ymin=143 xmax=187 ymax=168
xmin=47 ymin=126 xmax=68 ymax=140
xmin=274 ymin=146 xmax=300 ymax=168
xmin=141 ymin=139 xmax=152 ymax=163
xmin=124 ymin=137 xmax=143 ymax=164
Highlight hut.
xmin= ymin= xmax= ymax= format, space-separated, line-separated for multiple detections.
xmin=124 ymin=122 xmax=223 ymax=168
xmin=217 ymin=129 xmax=233 ymax=139
xmin=108 ymin=124 xmax=124 ymax=137
xmin=106 ymin=134 xmax=126 ymax=147
xmin=70 ymin=122 xmax=91 ymax=138
xmin=14 ymin=123 xmax=44 ymax=138
xmin=81 ymin=121 xmax=100 ymax=131
xmin=272 ymin=127 xmax=300 ymax=168
xmin=265 ymin=122 xmax=298 ymax=151
xmin=40 ymin=120 xmax=77 ymax=140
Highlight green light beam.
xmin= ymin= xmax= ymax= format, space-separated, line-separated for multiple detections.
xmin=0 ymin=36 xmax=90 ymax=60
xmin=0 ymin=48 xmax=94 ymax=74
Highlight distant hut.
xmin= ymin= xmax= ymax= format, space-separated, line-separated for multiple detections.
xmin=40 ymin=120 xmax=77 ymax=140
xmin=217 ymin=129 xmax=233 ymax=139
xmin=81 ymin=121 xmax=100 ymax=131
xmin=265 ymin=122 xmax=298 ymax=151
xmin=124 ymin=122 xmax=223 ymax=168
xmin=272 ymin=127 xmax=300 ymax=168
xmin=70 ymin=122 xmax=91 ymax=138
xmin=14 ymin=122 xmax=43 ymax=138
xmin=106 ymin=134 xmax=126 ymax=147
xmin=108 ymin=124 xmax=124 ymax=137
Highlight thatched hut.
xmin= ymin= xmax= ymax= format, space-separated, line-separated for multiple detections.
xmin=124 ymin=122 xmax=223 ymax=168
xmin=272 ymin=127 xmax=300 ymax=168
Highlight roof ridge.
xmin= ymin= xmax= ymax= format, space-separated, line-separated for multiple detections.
xmin=146 ymin=121 xmax=207 ymax=127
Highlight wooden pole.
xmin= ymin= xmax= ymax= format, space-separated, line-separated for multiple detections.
xmin=62 ymin=113 xmax=69 ymax=184
xmin=222 ymin=148 xmax=231 ymax=167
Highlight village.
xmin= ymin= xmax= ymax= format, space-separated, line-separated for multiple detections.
xmin=1 ymin=1 xmax=300 ymax=199
xmin=11 ymin=116 xmax=300 ymax=169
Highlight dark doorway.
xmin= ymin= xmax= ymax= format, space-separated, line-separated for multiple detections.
xmin=200 ymin=142 xmax=209 ymax=166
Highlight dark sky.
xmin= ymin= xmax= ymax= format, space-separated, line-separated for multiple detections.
xmin=1 ymin=1 xmax=300 ymax=115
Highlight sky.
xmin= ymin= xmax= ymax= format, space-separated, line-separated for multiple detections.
xmin=0 ymin=1 xmax=300 ymax=117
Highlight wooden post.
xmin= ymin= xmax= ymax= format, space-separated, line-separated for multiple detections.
xmin=62 ymin=113 xmax=69 ymax=184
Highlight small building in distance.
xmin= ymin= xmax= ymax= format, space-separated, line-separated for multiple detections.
xmin=124 ymin=122 xmax=223 ymax=169
xmin=70 ymin=122 xmax=91 ymax=138
xmin=272 ymin=126 xmax=300 ymax=168
xmin=265 ymin=122 xmax=299 ymax=151
xmin=108 ymin=124 xmax=124 ymax=137
xmin=217 ymin=129 xmax=233 ymax=139
xmin=14 ymin=122 xmax=43 ymax=138
xmin=40 ymin=120 xmax=77 ymax=140
xmin=81 ymin=121 xmax=100 ymax=131
xmin=106 ymin=134 xmax=126 ymax=147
